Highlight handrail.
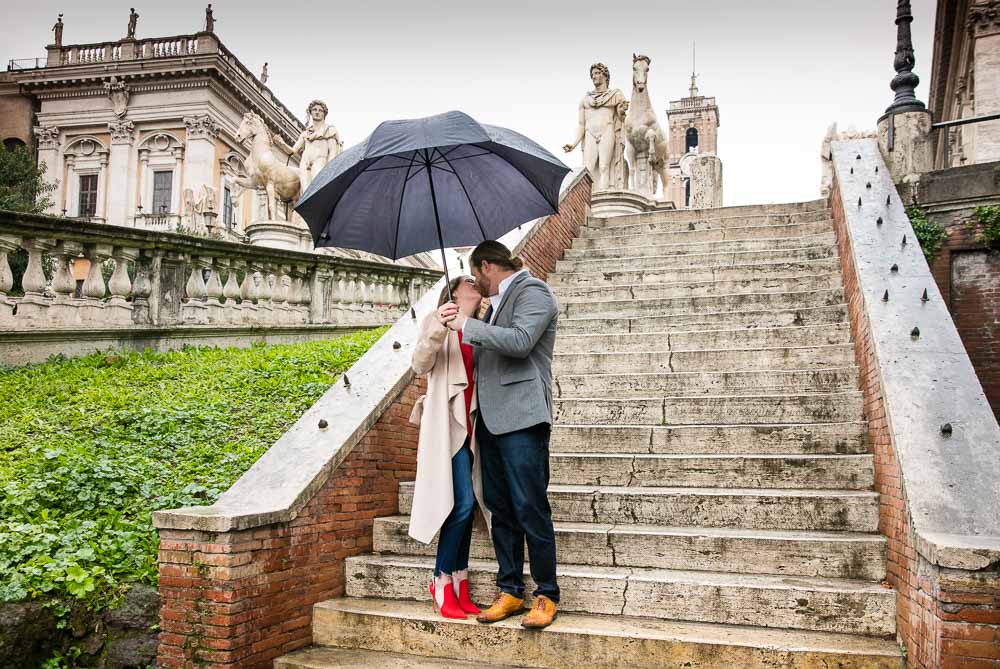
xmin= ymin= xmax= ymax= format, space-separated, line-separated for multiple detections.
xmin=934 ymin=112 xmax=1000 ymax=167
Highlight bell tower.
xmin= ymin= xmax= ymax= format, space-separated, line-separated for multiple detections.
xmin=665 ymin=47 xmax=720 ymax=208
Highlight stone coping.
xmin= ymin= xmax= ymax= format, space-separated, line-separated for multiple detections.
xmin=151 ymin=171 xmax=587 ymax=533
xmin=833 ymin=138 xmax=1000 ymax=570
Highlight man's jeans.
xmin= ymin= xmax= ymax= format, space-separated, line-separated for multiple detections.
xmin=434 ymin=439 xmax=475 ymax=577
xmin=476 ymin=419 xmax=560 ymax=603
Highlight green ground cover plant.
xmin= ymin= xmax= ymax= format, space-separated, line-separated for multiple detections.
xmin=0 ymin=329 xmax=386 ymax=625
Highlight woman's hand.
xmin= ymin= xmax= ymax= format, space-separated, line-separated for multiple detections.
xmin=436 ymin=302 xmax=458 ymax=327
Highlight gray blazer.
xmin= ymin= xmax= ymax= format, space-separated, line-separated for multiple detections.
xmin=461 ymin=271 xmax=560 ymax=435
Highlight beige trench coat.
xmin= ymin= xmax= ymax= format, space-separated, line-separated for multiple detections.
xmin=407 ymin=313 xmax=491 ymax=545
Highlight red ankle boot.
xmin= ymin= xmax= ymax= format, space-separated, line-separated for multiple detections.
xmin=430 ymin=574 xmax=466 ymax=619
xmin=452 ymin=569 xmax=480 ymax=614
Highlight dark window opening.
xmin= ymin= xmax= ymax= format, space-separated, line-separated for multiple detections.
xmin=685 ymin=128 xmax=699 ymax=153
xmin=685 ymin=178 xmax=691 ymax=207
xmin=3 ymin=138 xmax=27 ymax=152
xmin=78 ymin=174 xmax=98 ymax=217
xmin=152 ymin=170 xmax=173 ymax=214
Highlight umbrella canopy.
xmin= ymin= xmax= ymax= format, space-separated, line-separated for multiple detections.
xmin=294 ymin=110 xmax=571 ymax=263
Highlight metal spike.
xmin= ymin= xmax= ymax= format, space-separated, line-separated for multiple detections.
xmin=891 ymin=263 xmax=898 ymax=272
xmin=866 ymin=182 xmax=872 ymax=189
xmin=883 ymin=289 xmax=889 ymax=301
xmin=910 ymin=326 xmax=920 ymax=338
xmin=850 ymin=167 xmax=854 ymax=175
xmin=856 ymin=154 xmax=862 ymax=160
xmin=317 ymin=418 xmax=328 ymax=429
xmin=410 ymin=307 xmax=416 ymax=319
xmin=921 ymin=288 xmax=929 ymax=301
xmin=877 ymin=217 xmax=883 ymax=226
xmin=858 ymin=197 xmax=863 ymax=208
xmin=886 ymin=195 xmax=891 ymax=205
xmin=343 ymin=374 xmax=351 ymax=387
xmin=875 ymin=166 xmax=879 ymax=173
xmin=688 ymin=222 xmax=696 ymax=231
xmin=940 ymin=423 xmax=953 ymax=436
xmin=392 ymin=341 xmax=401 ymax=350
xmin=902 ymin=234 xmax=907 ymax=245
xmin=458 ymin=257 xmax=464 ymax=269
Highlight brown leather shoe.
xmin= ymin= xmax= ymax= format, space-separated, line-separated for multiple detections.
xmin=521 ymin=595 xmax=557 ymax=629
xmin=475 ymin=592 xmax=525 ymax=623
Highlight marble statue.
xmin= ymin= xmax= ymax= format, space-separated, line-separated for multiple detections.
xmin=260 ymin=62 xmax=269 ymax=84
xmin=233 ymin=112 xmax=301 ymax=221
xmin=205 ymin=4 xmax=215 ymax=32
xmin=275 ymin=100 xmax=343 ymax=192
xmin=52 ymin=14 xmax=64 ymax=47
xmin=183 ymin=184 xmax=218 ymax=227
xmin=126 ymin=8 xmax=139 ymax=39
xmin=624 ymin=54 xmax=669 ymax=196
xmin=104 ymin=76 xmax=129 ymax=118
xmin=564 ymin=62 xmax=629 ymax=191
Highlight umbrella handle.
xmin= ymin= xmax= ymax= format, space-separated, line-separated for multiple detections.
xmin=425 ymin=152 xmax=453 ymax=303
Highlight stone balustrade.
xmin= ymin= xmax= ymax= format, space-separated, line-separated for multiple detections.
xmin=0 ymin=210 xmax=440 ymax=335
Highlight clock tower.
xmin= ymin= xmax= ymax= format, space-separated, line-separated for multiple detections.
xmin=665 ymin=69 xmax=720 ymax=208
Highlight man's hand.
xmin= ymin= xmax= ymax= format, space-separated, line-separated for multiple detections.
xmin=562 ymin=143 xmax=575 ymax=153
xmin=436 ymin=302 xmax=458 ymax=327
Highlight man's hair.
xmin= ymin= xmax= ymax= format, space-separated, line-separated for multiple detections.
xmin=306 ymin=100 xmax=328 ymax=117
xmin=470 ymin=240 xmax=524 ymax=273
xmin=590 ymin=62 xmax=610 ymax=85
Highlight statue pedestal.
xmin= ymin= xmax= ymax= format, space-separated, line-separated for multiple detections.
xmin=246 ymin=219 xmax=313 ymax=252
xmin=591 ymin=190 xmax=655 ymax=217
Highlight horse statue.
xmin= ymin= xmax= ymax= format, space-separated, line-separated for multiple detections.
xmin=624 ymin=54 xmax=670 ymax=197
xmin=233 ymin=112 xmax=302 ymax=221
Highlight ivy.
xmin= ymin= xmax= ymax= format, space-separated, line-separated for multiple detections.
xmin=966 ymin=204 xmax=1000 ymax=252
xmin=0 ymin=328 xmax=386 ymax=632
xmin=905 ymin=206 xmax=947 ymax=262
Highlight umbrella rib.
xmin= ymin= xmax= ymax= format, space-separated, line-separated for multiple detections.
xmin=475 ymin=144 xmax=559 ymax=212
xmin=435 ymin=147 xmax=488 ymax=243
xmin=391 ymin=151 xmax=420 ymax=259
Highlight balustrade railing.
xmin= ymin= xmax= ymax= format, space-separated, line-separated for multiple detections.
xmin=0 ymin=211 xmax=440 ymax=332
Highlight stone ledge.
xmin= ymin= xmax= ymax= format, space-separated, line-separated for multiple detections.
xmin=832 ymin=137 xmax=1000 ymax=570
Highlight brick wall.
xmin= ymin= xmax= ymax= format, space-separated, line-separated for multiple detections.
xmin=831 ymin=179 xmax=1000 ymax=668
xmin=154 ymin=172 xmax=594 ymax=668
xmin=514 ymin=172 xmax=592 ymax=280
xmin=926 ymin=217 xmax=1000 ymax=420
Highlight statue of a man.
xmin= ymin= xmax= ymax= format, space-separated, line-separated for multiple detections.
xmin=52 ymin=14 xmax=64 ymax=47
xmin=275 ymin=100 xmax=343 ymax=191
xmin=205 ymin=4 xmax=215 ymax=32
xmin=126 ymin=8 xmax=139 ymax=39
xmin=260 ymin=62 xmax=269 ymax=84
xmin=564 ymin=62 xmax=629 ymax=191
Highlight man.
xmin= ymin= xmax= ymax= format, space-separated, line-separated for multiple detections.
xmin=563 ymin=62 xmax=629 ymax=192
xmin=438 ymin=240 xmax=561 ymax=629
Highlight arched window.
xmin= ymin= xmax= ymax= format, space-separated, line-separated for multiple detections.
xmin=3 ymin=137 xmax=27 ymax=152
xmin=685 ymin=128 xmax=699 ymax=153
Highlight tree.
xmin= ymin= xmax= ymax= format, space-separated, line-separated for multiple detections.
xmin=0 ymin=144 xmax=57 ymax=213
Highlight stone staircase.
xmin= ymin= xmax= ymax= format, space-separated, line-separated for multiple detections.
xmin=276 ymin=200 xmax=904 ymax=668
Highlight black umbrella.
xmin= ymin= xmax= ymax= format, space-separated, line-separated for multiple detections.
xmin=294 ymin=110 xmax=570 ymax=300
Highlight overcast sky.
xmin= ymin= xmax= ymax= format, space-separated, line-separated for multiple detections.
xmin=4 ymin=0 xmax=935 ymax=206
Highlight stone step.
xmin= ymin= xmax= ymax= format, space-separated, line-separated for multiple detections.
xmin=548 ymin=258 xmax=842 ymax=287
xmin=558 ymin=303 xmax=848 ymax=334
xmin=552 ymin=272 xmax=843 ymax=302
xmin=275 ymin=646 xmax=521 ymax=669
xmin=398 ymin=482 xmax=880 ymax=532
xmin=547 ymin=452 xmax=873 ymax=490
xmin=555 ymin=367 xmax=859 ymax=398
xmin=554 ymin=323 xmax=851 ymax=355
xmin=573 ymin=219 xmax=835 ymax=249
xmin=553 ymin=392 xmax=864 ymax=426
xmin=310 ymin=598 xmax=902 ymax=669
xmin=563 ymin=232 xmax=836 ymax=261
xmin=553 ymin=344 xmax=855 ymax=374
xmin=583 ymin=210 xmax=832 ymax=239
xmin=372 ymin=516 xmax=887 ymax=580
xmin=343 ymin=555 xmax=895 ymax=636
xmin=560 ymin=288 xmax=844 ymax=320
xmin=555 ymin=245 xmax=837 ymax=273
xmin=586 ymin=200 xmax=830 ymax=231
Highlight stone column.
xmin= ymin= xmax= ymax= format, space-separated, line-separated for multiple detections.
xmin=131 ymin=250 xmax=154 ymax=325
xmin=689 ymin=154 xmax=723 ymax=209
xmin=220 ymin=257 xmax=242 ymax=324
xmin=15 ymin=237 xmax=56 ymax=325
xmin=240 ymin=261 xmax=261 ymax=324
xmin=78 ymin=242 xmax=112 ymax=323
xmin=878 ymin=111 xmax=933 ymax=184
xmin=182 ymin=256 xmax=209 ymax=324
xmin=106 ymin=246 xmax=138 ymax=324
xmin=0 ymin=235 xmax=21 ymax=327
xmin=969 ymin=2 xmax=1000 ymax=162
xmin=48 ymin=240 xmax=84 ymax=327
xmin=33 ymin=126 xmax=62 ymax=215
xmin=257 ymin=263 xmax=276 ymax=324
xmin=182 ymin=115 xmax=220 ymax=228
xmin=106 ymin=120 xmax=136 ymax=227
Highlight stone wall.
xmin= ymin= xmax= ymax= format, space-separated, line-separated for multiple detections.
xmin=830 ymin=153 xmax=1000 ymax=668
xmin=151 ymin=171 xmax=593 ymax=668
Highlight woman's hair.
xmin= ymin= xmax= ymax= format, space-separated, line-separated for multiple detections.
xmin=469 ymin=240 xmax=524 ymax=272
xmin=438 ymin=275 xmax=479 ymax=313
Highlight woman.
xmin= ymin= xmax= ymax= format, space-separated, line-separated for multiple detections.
xmin=408 ymin=276 xmax=492 ymax=619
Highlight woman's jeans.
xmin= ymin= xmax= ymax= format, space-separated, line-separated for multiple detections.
xmin=434 ymin=438 xmax=475 ymax=577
